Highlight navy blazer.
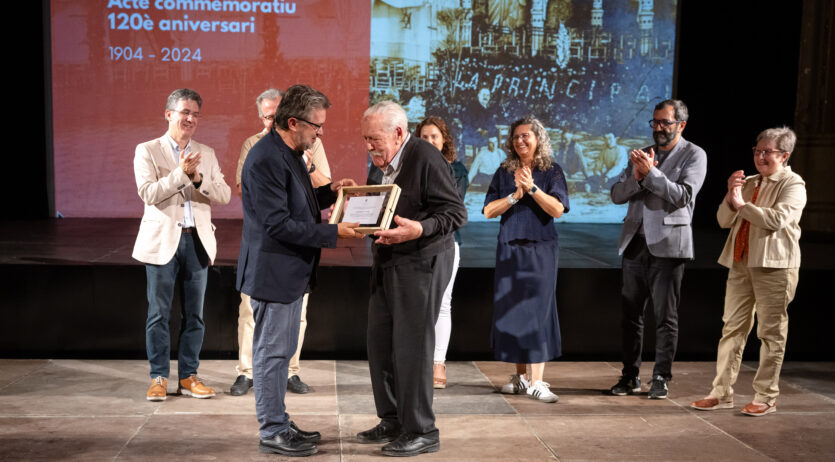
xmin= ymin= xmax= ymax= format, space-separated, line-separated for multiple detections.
xmin=236 ymin=129 xmax=338 ymax=304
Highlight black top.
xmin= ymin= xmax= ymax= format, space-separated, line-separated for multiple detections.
xmin=371 ymin=136 xmax=468 ymax=266
xmin=450 ymin=160 xmax=469 ymax=243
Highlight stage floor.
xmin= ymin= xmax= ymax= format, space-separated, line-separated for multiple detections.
xmin=1 ymin=359 xmax=833 ymax=460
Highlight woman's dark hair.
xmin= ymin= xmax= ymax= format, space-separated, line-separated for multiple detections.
xmin=415 ymin=116 xmax=457 ymax=162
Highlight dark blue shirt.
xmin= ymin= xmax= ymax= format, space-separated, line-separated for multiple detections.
xmin=451 ymin=160 xmax=469 ymax=244
xmin=484 ymin=163 xmax=570 ymax=243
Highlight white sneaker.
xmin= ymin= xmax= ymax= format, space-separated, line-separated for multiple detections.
xmin=527 ymin=380 xmax=559 ymax=403
xmin=500 ymin=374 xmax=530 ymax=394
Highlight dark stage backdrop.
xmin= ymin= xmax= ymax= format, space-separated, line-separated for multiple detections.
xmin=676 ymin=1 xmax=802 ymax=228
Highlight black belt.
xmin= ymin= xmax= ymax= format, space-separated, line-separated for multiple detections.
xmin=181 ymin=227 xmax=195 ymax=234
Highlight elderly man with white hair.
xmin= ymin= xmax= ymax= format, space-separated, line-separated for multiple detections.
xmin=356 ymin=101 xmax=467 ymax=457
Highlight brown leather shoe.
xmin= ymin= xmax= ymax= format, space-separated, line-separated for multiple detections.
xmin=691 ymin=396 xmax=733 ymax=411
xmin=147 ymin=376 xmax=167 ymax=401
xmin=741 ymin=401 xmax=776 ymax=416
xmin=177 ymin=374 xmax=216 ymax=399
xmin=433 ymin=363 xmax=447 ymax=389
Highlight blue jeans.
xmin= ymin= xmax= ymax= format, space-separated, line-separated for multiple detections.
xmin=145 ymin=231 xmax=209 ymax=379
xmin=252 ymin=295 xmax=303 ymax=439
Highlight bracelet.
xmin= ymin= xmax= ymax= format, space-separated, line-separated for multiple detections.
xmin=507 ymin=193 xmax=518 ymax=205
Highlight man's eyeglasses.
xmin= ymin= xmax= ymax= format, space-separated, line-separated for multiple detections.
xmin=294 ymin=116 xmax=323 ymax=132
xmin=648 ymin=119 xmax=682 ymax=129
xmin=171 ymin=109 xmax=200 ymax=119
xmin=262 ymin=115 xmax=275 ymax=121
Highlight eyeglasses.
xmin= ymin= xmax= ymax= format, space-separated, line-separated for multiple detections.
xmin=752 ymin=148 xmax=785 ymax=157
xmin=648 ymin=119 xmax=682 ymax=129
xmin=512 ymin=132 xmax=532 ymax=141
xmin=171 ymin=109 xmax=200 ymax=119
xmin=294 ymin=116 xmax=323 ymax=133
xmin=262 ymin=114 xmax=275 ymax=121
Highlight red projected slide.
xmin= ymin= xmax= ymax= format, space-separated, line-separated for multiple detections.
xmin=51 ymin=0 xmax=370 ymax=218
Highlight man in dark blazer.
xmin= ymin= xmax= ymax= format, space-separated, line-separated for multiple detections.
xmin=609 ymin=99 xmax=707 ymax=400
xmin=355 ymin=101 xmax=467 ymax=457
xmin=237 ymin=84 xmax=360 ymax=457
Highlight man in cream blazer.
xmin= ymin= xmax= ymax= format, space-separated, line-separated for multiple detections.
xmin=133 ymin=88 xmax=231 ymax=401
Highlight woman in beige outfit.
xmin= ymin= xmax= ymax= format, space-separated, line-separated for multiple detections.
xmin=691 ymin=126 xmax=806 ymax=417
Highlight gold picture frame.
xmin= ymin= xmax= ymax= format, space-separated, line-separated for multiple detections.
xmin=329 ymin=184 xmax=402 ymax=235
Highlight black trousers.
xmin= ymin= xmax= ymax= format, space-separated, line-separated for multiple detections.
xmin=367 ymin=247 xmax=454 ymax=438
xmin=620 ymin=235 xmax=686 ymax=381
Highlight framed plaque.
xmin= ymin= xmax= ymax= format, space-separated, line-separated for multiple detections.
xmin=329 ymin=184 xmax=402 ymax=234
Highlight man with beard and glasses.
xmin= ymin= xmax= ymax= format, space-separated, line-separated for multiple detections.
xmin=609 ymin=99 xmax=707 ymax=400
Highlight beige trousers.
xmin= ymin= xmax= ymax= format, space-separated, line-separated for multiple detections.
xmin=710 ymin=260 xmax=798 ymax=405
xmin=237 ymin=292 xmax=308 ymax=379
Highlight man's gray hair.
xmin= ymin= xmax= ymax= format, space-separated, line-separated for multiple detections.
xmin=256 ymin=88 xmax=283 ymax=117
xmin=274 ymin=85 xmax=331 ymax=130
xmin=363 ymin=101 xmax=408 ymax=133
xmin=165 ymin=88 xmax=202 ymax=111
xmin=655 ymin=99 xmax=689 ymax=122
xmin=757 ymin=126 xmax=797 ymax=163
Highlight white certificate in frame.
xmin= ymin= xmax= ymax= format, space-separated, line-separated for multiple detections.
xmin=329 ymin=184 xmax=401 ymax=235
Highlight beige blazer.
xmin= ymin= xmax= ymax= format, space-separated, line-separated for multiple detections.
xmin=717 ymin=166 xmax=806 ymax=269
xmin=132 ymin=135 xmax=231 ymax=265
xmin=235 ymin=134 xmax=330 ymax=187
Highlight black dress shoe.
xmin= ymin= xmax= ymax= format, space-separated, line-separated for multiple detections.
xmin=356 ymin=421 xmax=402 ymax=444
xmin=381 ymin=433 xmax=440 ymax=457
xmin=289 ymin=421 xmax=321 ymax=444
xmin=259 ymin=430 xmax=317 ymax=457
xmin=229 ymin=375 xmax=253 ymax=396
xmin=287 ymin=375 xmax=311 ymax=394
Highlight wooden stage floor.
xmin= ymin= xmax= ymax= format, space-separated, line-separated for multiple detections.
xmin=1 ymin=359 xmax=833 ymax=460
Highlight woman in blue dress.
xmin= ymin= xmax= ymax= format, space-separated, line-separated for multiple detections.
xmin=483 ymin=116 xmax=570 ymax=403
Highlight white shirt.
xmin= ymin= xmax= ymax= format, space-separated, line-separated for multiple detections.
xmin=166 ymin=134 xmax=196 ymax=228
xmin=381 ymin=133 xmax=410 ymax=185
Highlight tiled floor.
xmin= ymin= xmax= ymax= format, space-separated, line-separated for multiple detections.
xmin=1 ymin=360 xmax=833 ymax=461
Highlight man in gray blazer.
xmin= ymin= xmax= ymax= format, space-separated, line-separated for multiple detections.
xmin=609 ymin=99 xmax=707 ymax=399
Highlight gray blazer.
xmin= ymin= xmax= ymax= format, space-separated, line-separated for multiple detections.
xmin=611 ymin=137 xmax=707 ymax=259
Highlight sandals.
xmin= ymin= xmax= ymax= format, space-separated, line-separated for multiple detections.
xmin=433 ymin=363 xmax=447 ymax=389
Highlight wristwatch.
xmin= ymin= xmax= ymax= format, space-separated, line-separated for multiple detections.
xmin=308 ymin=163 xmax=316 ymax=174
xmin=507 ymin=193 xmax=518 ymax=205
xmin=528 ymin=185 xmax=538 ymax=195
